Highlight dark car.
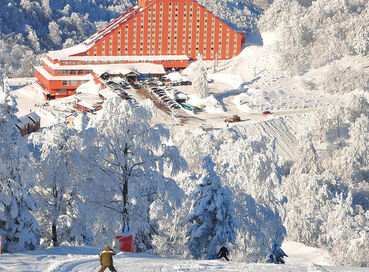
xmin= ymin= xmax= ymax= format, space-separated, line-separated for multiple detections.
xmin=182 ymin=80 xmax=192 ymax=85
xmin=225 ymin=115 xmax=241 ymax=123
xmin=100 ymin=72 xmax=110 ymax=80
xmin=262 ymin=111 xmax=272 ymax=115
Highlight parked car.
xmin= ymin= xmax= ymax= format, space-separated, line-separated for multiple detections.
xmin=225 ymin=115 xmax=241 ymax=123
xmin=262 ymin=111 xmax=272 ymax=115
xmin=182 ymin=80 xmax=192 ymax=85
xmin=108 ymin=82 xmax=121 ymax=89
xmin=100 ymin=72 xmax=110 ymax=80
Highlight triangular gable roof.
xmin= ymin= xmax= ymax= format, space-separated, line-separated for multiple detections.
xmin=27 ymin=112 xmax=41 ymax=123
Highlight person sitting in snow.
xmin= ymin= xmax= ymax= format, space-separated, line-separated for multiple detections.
xmin=217 ymin=245 xmax=230 ymax=261
xmin=266 ymin=254 xmax=275 ymax=263
xmin=267 ymin=243 xmax=288 ymax=264
xmin=98 ymin=244 xmax=117 ymax=272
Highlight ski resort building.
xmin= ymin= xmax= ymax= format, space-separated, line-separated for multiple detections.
xmin=35 ymin=0 xmax=245 ymax=99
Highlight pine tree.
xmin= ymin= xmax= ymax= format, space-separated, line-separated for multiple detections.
xmin=187 ymin=155 xmax=237 ymax=259
xmin=192 ymin=54 xmax=209 ymax=99
xmin=0 ymin=77 xmax=40 ymax=253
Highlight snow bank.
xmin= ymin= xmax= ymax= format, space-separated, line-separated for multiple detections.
xmin=166 ymin=72 xmax=188 ymax=82
xmin=282 ymin=241 xmax=331 ymax=266
xmin=75 ymin=77 xmax=99 ymax=94
xmin=187 ymin=94 xmax=225 ymax=113
xmin=208 ymin=73 xmax=243 ymax=89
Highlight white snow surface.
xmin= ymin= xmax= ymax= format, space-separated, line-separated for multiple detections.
xmin=0 ymin=242 xmax=367 ymax=272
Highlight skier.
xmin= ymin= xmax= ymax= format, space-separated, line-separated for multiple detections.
xmin=98 ymin=244 xmax=118 ymax=272
xmin=217 ymin=245 xmax=230 ymax=261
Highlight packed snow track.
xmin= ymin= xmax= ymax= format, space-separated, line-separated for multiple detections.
xmin=2 ymin=245 xmax=368 ymax=272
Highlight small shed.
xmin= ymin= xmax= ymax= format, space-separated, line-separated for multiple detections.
xmin=26 ymin=112 xmax=41 ymax=132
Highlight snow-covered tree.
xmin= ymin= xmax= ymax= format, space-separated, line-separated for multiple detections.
xmin=48 ymin=22 xmax=62 ymax=46
xmin=0 ymin=77 xmax=40 ymax=252
xmin=26 ymin=25 xmax=40 ymax=52
xmin=354 ymin=25 xmax=369 ymax=56
xmin=282 ymin=93 xmax=369 ymax=265
xmin=86 ymin=97 xmax=186 ymax=252
xmin=30 ymin=124 xmax=93 ymax=247
xmin=260 ymin=0 xmax=369 ymax=75
xmin=151 ymin=173 xmax=190 ymax=259
xmin=173 ymin=128 xmax=286 ymax=262
xmin=187 ymin=156 xmax=237 ymax=259
xmin=319 ymin=64 xmax=369 ymax=94
xmin=192 ymin=54 xmax=209 ymax=99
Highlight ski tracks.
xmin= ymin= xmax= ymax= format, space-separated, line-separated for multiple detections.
xmin=307 ymin=263 xmax=332 ymax=272
xmin=247 ymin=117 xmax=299 ymax=160
xmin=46 ymin=255 xmax=99 ymax=272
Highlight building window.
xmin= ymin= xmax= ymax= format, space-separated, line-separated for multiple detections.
xmin=71 ymin=80 xmax=77 ymax=86
xmin=60 ymin=89 xmax=67 ymax=94
xmin=78 ymin=70 xmax=84 ymax=75
xmin=70 ymin=70 xmax=76 ymax=75
xmin=63 ymin=80 xmax=68 ymax=86
xmin=62 ymin=70 xmax=68 ymax=75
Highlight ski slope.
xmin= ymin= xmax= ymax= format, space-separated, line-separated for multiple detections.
xmin=0 ymin=242 xmax=368 ymax=272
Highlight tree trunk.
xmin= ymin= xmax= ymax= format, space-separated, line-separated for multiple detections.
xmin=52 ymin=223 xmax=58 ymax=247
xmin=122 ymin=178 xmax=129 ymax=228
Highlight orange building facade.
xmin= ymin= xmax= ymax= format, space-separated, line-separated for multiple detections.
xmin=35 ymin=0 xmax=245 ymax=99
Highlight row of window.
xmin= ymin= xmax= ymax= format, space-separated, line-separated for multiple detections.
xmin=60 ymin=61 xmax=83 ymax=65
xmin=95 ymin=32 xmax=238 ymax=55
xmin=56 ymin=70 xmax=89 ymax=76
xmin=62 ymin=80 xmax=88 ymax=87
